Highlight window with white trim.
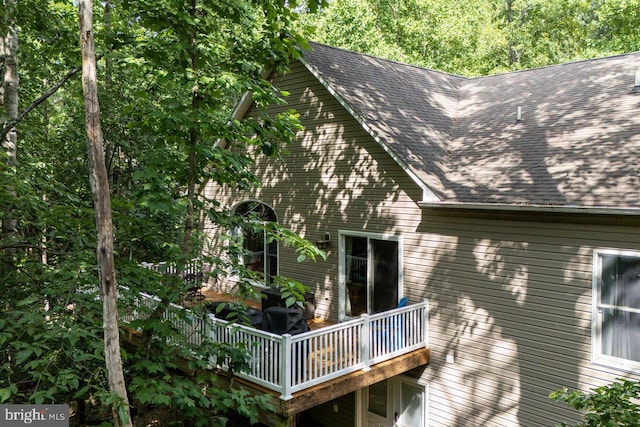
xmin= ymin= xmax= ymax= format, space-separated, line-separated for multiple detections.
xmin=593 ymin=249 xmax=640 ymax=370
xmin=235 ymin=201 xmax=278 ymax=286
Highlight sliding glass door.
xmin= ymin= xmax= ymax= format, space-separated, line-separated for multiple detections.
xmin=340 ymin=232 xmax=401 ymax=320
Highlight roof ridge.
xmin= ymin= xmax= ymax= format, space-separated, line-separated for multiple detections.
xmin=307 ymin=41 xmax=640 ymax=81
xmin=307 ymin=41 xmax=468 ymax=81
xmin=468 ymin=50 xmax=640 ymax=81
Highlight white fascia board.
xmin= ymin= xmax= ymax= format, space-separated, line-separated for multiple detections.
xmin=419 ymin=201 xmax=640 ymax=216
xmin=215 ymin=92 xmax=254 ymax=150
xmin=215 ymin=70 xmax=272 ymax=149
xmin=300 ymin=58 xmax=440 ymax=204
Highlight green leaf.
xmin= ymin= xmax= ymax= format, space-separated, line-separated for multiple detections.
xmin=14 ymin=349 xmax=33 ymax=365
xmin=17 ymin=296 xmax=40 ymax=307
xmin=73 ymin=386 xmax=90 ymax=400
xmin=0 ymin=388 xmax=11 ymax=403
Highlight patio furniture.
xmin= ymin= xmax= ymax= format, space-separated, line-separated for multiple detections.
xmin=260 ymin=306 xmax=310 ymax=335
xmin=262 ymin=288 xmax=316 ymax=320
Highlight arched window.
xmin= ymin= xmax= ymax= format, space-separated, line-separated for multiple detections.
xmin=235 ymin=201 xmax=278 ymax=285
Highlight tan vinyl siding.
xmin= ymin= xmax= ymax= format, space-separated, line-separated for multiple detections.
xmin=419 ymin=214 xmax=640 ymax=426
xmin=203 ymin=60 xmax=640 ymax=426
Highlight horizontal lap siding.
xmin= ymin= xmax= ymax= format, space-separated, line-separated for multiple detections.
xmin=419 ymin=215 xmax=640 ymax=426
xmin=258 ymin=63 xmax=425 ymax=324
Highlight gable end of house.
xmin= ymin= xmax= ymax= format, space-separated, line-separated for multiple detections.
xmin=300 ymin=57 xmax=442 ymax=204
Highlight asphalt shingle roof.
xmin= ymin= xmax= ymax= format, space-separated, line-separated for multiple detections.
xmin=303 ymin=42 xmax=640 ymax=209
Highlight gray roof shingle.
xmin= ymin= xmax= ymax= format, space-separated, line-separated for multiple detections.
xmin=302 ymin=42 xmax=640 ymax=209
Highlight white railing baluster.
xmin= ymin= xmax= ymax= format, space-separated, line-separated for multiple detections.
xmin=423 ymin=299 xmax=429 ymax=347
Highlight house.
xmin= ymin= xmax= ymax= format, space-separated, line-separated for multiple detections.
xmin=202 ymin=42 xmax=640 ymax=426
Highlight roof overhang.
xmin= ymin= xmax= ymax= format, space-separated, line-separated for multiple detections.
xmin=215 ymin=69 xmax=272 ymax=150
xmin=300 ymin=58 xmax=441 ymax=204
xmin=419 ymin=201 xmax=640 ymax=216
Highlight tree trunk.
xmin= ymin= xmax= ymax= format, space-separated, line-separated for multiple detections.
xmin=142 ymin=0 xmax=199 ymax=345
xmin=182 ymin=0 xmax=199 ymax=257
xmin=78 ymin=1 xmax=132 ymax=426
xmin=103 ymin=0 xmax=115 ymax=187
xmin=505 ymin=0 xmax=520 ymax=66
xmin=2 ymin=0 xmax=18 ymax=243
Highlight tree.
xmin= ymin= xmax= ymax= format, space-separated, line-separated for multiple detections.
xmin=2 ymin=0 xmax=327 ymax=424
xmin=1 ymin=0 xmax=18 ymax=245
xmin=303 ymin=0 xmax=640 ymax=76
xmin=78 ymin=0 xmax=132 ymax=425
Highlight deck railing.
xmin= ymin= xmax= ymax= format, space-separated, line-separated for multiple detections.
xmin=122 ymin=290 xmax=428 ymax=400
xmin=140 ymin=259 xmax=210 ymax=283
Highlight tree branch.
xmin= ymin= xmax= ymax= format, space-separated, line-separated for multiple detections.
xmin=0 ymin=242 xmax=42 ymax=251
xmin=1 ymin=55 xmax=103 ymax=142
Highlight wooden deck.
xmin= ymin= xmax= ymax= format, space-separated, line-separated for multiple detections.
xmin=120 ymin=325 xmax=429 ymax=427
xmin=122 ymin=283 xmax=430 ymax=427
xmin=223 ymin=347 xmax=430 ymax=427
xmin=199 ymin=288 xmax=261 ymax=310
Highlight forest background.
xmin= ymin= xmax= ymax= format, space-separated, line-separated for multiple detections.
xmin=1 ymin=0 xmax=639 ymax=425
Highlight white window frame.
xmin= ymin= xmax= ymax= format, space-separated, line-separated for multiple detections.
xmin=233 ymin=201 xmax=279 ymax=288
xmin=394 ymin=376 xmax=428 ymax=427
xmin=592 ymin=248 xmax=640 ymax=372
xmin=338 ymin=230 xmax=403 ymax=322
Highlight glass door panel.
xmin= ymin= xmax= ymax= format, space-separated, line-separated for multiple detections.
xmin=362 ymin=378 xmax=425 ymax=427
xmin=266 ymin=238 xmax=278 ymax=284
xmin=371 ymin=239 xmax=399 ymax=313
xmin=365 ymin=380 xmax=390 ymax=427
xmin=346 ymin=236 xmax=368 ymax=316
xmin=396 ymin=382 xmax=424 ymax=427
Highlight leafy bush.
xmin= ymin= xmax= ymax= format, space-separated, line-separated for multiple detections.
xmin=550 ymin=379 xmax=640 ymax=427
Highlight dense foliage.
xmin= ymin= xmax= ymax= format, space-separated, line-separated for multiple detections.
xmin=550 ymin=379 xmax=640 ymax=427
xmin=302 ymin=0 xmax=640 ymax=76
xmin=1 ymin=0 xmax=325 ymax=424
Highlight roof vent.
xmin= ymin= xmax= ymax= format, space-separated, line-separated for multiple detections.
xmin=515 ymin=106 xmax=523 ymax=124
xmin=633 ymin=71 xmax=640 ymax=93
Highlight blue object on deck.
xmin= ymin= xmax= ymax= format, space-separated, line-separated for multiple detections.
xmin=397 ymin=297 xmax=408 ymax=307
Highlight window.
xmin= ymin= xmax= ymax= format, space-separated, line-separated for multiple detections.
xmin=235 ymin=201 xmax=278 ymax=286
xmin=593 ymin=249 xmax=640 ymax=371
xmin=339 ymin=231 xmax=402 ymax=320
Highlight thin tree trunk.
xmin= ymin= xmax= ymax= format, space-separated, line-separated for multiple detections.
xmin=2 ymin=0 xmax=18 ymax=243
xmin=143 ymin=0 xmax=199 ymax=344
xmin=104 ymin=0 xmax=115 ymax=186
xmin=182 ymin=0 xmax=199 ymax=257
xmin=42 ymin=80 xmax=49 ymax=265
xmin=505 ymin=0 xmax=520 ymax=66
xmin=78 ymin=1 xmax=132 ymax=426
